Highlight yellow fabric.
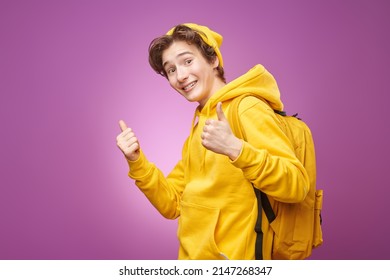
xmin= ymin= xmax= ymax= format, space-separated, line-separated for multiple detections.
xmin=166 ymin=23 xmax=224 ymax=67
xmin=127 ymin=64 xmax=309 ymax=260
xmin=229 ymin=95 xmax=322 ymax=259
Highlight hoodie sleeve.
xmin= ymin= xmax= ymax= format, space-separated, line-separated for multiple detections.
xmin=230 ymin=96 xmax=309 ymax=203
xmin=127 ymin=141 xmax=188 ymax=219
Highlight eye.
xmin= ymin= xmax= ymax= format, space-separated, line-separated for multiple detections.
xmin=166 ymin=67 xmax=176 ymax=75
xmin=185 ymin=59 xmax=193 ymax=65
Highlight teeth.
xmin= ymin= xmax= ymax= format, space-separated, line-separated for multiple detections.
xmin=183 ymin=81 xmax=196 ymax=90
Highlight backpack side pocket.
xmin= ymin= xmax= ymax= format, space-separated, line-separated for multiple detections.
xmin=313 ymin=189 xmax=323 ymax=247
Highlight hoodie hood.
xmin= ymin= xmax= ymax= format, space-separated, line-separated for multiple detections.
xmin=200 ymin=64 xmax=284 ymax=116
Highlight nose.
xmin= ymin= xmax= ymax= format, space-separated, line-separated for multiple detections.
xmin=176 ymin=66 xmax=188 ymax=82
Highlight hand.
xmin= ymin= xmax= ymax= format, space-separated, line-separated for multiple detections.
xmin=116 ymin=120 xmax=140 ymax=161
xmin=201 ymin=102 xmax=242 ymax=160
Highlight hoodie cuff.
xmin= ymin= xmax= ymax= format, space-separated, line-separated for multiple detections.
xmin=230 ymin=141 xmax=266 ymax=177
xmin=127 ymin=150 xmax=153 ymax=179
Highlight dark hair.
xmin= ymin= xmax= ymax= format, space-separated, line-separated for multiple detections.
xmin=148 ymin=25 xmax=226 ymax=83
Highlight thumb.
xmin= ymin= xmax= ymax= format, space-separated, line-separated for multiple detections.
xmin=216 ymin=102 xmax=227 ymax=122
xmin=119 ymin=120 xmax=128 ymax=132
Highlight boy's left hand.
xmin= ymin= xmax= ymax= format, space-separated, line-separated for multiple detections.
xmin=201 ymin=102 xmax=242 ymax=161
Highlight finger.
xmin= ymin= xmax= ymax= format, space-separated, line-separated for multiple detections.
xmin=118 ymin=136 xmax=138 ymax=150
xmin=125 ymin=137 xmax=138 ymax=148
xmin=216 ymin=102 xmax=227 ymax=122
xmin=122 ymin=131 xmax=135 ymax=141
xmin=203 ymin=123 xmax=209 ymax=132
xmin=122 ymin=142 xmax=139 ymax=155
xmin=205 ymin=119 xmax=213 ymax=126
xmin=201 ymin=131 xmax=209 ymax=140
xmin=116 ymin=127 xmax=135 ymax=143
xmin=119 ymin=120 xmax=128 ymax=132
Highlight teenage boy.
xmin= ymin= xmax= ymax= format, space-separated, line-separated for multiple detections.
xmin=116 ymin=23 xmax=309 ymax=260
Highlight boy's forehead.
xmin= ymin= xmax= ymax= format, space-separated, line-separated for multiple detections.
xmin=162 ymin=41 xmax=198 ymax=66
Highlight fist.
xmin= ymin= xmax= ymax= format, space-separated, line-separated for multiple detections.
xmin=201 ymin=102 xmax=242 ymax=160
xmin=116 ymin=120 xmax=140 ymax=161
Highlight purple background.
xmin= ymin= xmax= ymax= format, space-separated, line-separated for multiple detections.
xmin=1 ymin=0 xmax=389 ymax=260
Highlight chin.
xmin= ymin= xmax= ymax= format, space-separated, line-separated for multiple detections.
xmin=185 ymin=97 xmax=198 ymax=104
xmin=182 ymin=92 xmax=197 ymax=102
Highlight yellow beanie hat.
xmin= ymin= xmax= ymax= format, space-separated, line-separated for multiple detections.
xmin=166 ymin=23 xmax=224 ymax=67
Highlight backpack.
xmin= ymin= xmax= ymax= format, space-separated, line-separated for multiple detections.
xmin=228 ymin=94 xmax=323 ymax=260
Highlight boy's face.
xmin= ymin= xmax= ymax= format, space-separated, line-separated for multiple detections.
xmin=162 ymin=40 xmax=221 ymax=108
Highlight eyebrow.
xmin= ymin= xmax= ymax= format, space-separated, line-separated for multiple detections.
xmin=162 ymin=51 xmax=194 ymax=69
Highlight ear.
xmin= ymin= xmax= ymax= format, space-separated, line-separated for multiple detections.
xmin=212 ymin=56 xmax=220 ymax=68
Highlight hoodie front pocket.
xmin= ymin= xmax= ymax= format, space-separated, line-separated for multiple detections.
xmin=178 ymin=201 xmax=226 ymax=260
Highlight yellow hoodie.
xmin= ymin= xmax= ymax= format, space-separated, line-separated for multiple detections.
xmin=127 ymin=64 xmax=309 ymax=260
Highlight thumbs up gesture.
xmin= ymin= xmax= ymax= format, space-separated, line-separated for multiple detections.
xmin=116 ymin=120 xmax=140 ymax=161
xmin=201 ymin=102 xmax=242 ymax=160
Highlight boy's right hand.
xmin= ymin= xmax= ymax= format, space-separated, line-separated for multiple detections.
xmin=116 ymin=120 xmax=140 ymax=161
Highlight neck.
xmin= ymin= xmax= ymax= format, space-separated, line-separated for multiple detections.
xmin=198 ymin=79 xmax=226 ymax=110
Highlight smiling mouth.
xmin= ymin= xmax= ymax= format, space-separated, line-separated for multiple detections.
xmin=182 ymin=81 xmax=197 ymax=91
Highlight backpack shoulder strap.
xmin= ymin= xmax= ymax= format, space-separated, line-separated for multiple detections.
xmin=228 ymin=94 xmax=286 ymax=137
xmin=228 ymin=94 xmax=277 ymax=260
